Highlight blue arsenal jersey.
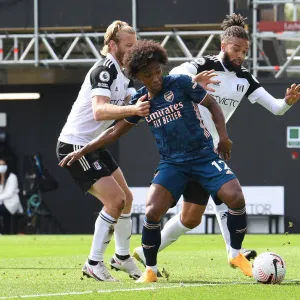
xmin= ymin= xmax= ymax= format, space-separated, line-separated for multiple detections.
xmin=125 ymin=74 xmax=214 ymax=162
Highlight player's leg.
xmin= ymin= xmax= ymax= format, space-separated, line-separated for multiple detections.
xmin=136 ymin=183 xmax=175 ymax=283
xmin=213 ymin=197 xmax=257 ymax=260
xmin=133 ymin=181 xmax=207 ymax=272
xmin=109 ymin=167 xmax=142 ymax=279
xmin=212 ymin=198 xmax=231 ymax=254
xmin=215 ymin=179 xmax=252 ymax=276
xmin=57 ymin=142 xmax=122 ymax=281
xmin=161 ymin=181 xmax=208 ymax=250
xmin=196 ymin=155 xmax=252 ymax=277
xmin=137 ymin=163 xmax=187 ymax=283
xmin=87 ymin=176 xmax=125 ymax=281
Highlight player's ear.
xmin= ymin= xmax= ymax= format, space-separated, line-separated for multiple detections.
xmin=221 ymin=41 xmax=226 ymax=52
xmin=108 ymin=39 xmax=117 ymax=51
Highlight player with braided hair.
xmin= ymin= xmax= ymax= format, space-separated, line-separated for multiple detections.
xmin=132 ymin=13 xmax=300 ymax=276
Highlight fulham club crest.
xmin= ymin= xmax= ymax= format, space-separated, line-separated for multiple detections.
xmin=92 ymin=160 xmax=102 ymax=170
xmin=237 ymin=84 xmax=244 ymax=93
xmin=164 ymin=91 xmax=174 ymax=102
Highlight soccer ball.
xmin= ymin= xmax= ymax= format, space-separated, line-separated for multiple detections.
xmin=252 ymin=252 xmax=286 ymax=284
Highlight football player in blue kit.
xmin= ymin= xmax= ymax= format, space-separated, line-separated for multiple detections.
xmin=133 ymin=13 xmax=300 ymax=274
xmin=59 ymin=39 xmax=253 ymax=282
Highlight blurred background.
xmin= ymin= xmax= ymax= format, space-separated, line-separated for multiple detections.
xmin=0 ymin=0 xmax=299 ymax=234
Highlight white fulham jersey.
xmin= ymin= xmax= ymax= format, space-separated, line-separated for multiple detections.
xmin=59 ymin=53 xmax=135 ymax=145
xmin=170 ymin=54 xmax=290 ymax=147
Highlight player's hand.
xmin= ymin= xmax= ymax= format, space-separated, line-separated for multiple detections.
xmin=193 ymin=70 xmax=221 ymax=92
xmin=58 ymin=150 xmax=84 ymax=167
xmin=285 ymin=83 xmax=300 ymax=106
xmin=134 ymin=94 xmax=150 ymax=117
xmin=217 ymin=137 xmax=233 ymax=161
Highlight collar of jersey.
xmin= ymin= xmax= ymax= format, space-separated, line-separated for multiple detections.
xmin=106 ymin=53 xmax=122 ymax=73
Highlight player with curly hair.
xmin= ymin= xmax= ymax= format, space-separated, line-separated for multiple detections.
xmin=133 ymin=14 xmax=300 ymax=273
xmin=59 ymin=39 xmax=253 ymax=282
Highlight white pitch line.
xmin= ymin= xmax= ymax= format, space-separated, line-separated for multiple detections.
xmin=0 ymin=280 xmax=299 ymax=299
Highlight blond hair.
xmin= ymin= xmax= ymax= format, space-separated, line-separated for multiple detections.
xmin=100 ymin=20 xmax=136 ymax=56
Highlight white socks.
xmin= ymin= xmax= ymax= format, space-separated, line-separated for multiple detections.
xmin=159 ymin=213 xmax=191 ymax=252
xmin=214 ymin=202 xmax=232 ymax=254
xmin=89 ymin=210 xmax=116 ymax=262
xmin=114 ymin=213 xmax=132 ymax=256
xmin=146 ymin=265 xmax=158 ymax=274
xmin=230 ymin=247 xmax=240 ymax=259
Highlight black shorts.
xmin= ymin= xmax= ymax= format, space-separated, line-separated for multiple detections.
xmin=183 ymin=181 xmax=223 ymax=206
xmin=56 ymin=141 xmax=119 ymax=194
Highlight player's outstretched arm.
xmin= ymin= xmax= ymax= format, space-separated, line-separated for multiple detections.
xmin=170 ymin=62 xmax=197 ymax=77
xmin=58 ymin=120 xmax=134 ymax=167
xmin=201 ymin=94 xmax=232 ymax=160
xmin=170 ymin=62 xmax=220 ymax=92
xmin=249 ymin=84 xmax=300 ymax=116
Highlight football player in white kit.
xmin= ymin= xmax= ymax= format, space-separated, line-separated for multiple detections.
xmin=133 ymin=14 xmax=300 ymax=275
xmin=57 ymin=21 xmax=149 ymax=281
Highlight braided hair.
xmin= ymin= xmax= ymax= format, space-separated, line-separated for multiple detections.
xmin=221 ymin=14 xmax=249 ymax=42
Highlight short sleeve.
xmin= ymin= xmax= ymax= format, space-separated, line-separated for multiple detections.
xmin=170 ymin=62 xmax=198 ymax=77
xmin=126 ymin=79 xmax=136 ymax=98
xmin=124 ymin=92 xmax=143 ymax=125
xmin=245 ymin=74 xmax=262 ymax=99
xmin=90 ymin=65 xmax=118 ymax=98
xmin=178 ymin=74 xmax=207 ymax=104
xmin=189 ymin=57 xmax=208 ymax=73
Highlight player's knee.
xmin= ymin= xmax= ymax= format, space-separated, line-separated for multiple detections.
xmin=181 ymin=214 xmax=201 ymax=229
xmin=124 ymin=189 xmax=133 ymax=206
xmin=229 ymin=191 xmax=245 ymax=209
xmin=145 ymin=205 xmax=163 ymax=223
xmin=110 ymin=192 xmax=126 ymax=213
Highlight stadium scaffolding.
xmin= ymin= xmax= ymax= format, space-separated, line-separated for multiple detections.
xmin=0 ymin=30 xmax=225 ymax=67
xmin=0 ymin=0 xmax=300 ymax=79
xmin=0 ymin=0 xmax=230 ymax=67
xmin=252 ymin=0 xmax=300 ymax=78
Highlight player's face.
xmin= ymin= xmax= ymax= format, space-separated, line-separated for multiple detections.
xmin=136 ymin=61 xmax=163 ymax=94
xmin=114 ymin=32 xmax=137 ymax=66
xmin=221 ymin=37 xmax=249 ymax=72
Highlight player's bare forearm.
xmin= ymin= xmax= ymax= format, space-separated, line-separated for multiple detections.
xmin=201 ymin=94 xmax=228 ymax=140
xmin=81 ymin=120 xmax=134 ymax=155
xmin=92 ymin=94 xmax=150 ymax=121
xmin=93 ymin=103 xmax=136 ymax=121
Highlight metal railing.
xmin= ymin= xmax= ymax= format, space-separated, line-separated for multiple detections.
xmin=0 ymin=0 xmax=234 ymax=67
xmin=252 ymin=0 xmax=300 ymax=78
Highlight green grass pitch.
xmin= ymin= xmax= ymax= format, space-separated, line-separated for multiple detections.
xmin=0 ymin=234 xmax=299 ymax=299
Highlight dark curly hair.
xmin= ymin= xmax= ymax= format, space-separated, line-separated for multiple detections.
xmin=221 ymin=13 xmax=249 ymax=41
xmin=123 ymin=40 xmax=168 ymax=78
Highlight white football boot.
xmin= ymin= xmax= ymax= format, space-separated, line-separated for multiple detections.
xmin=82 ymin=260 xmax=118 ymax=282
xmin=109 ymin=255 xmax=142 ymax=279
